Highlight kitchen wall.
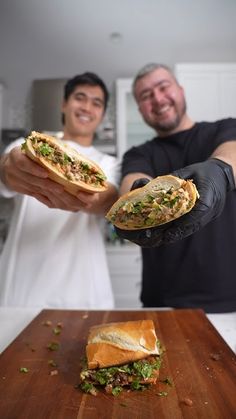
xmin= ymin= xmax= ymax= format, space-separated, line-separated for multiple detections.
xmin=1 ymin=0 xmax=236 ymax=132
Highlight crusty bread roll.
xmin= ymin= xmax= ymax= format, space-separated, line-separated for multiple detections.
xmin=106 ymin=174 xmax=199 ymax=230
xmin=86 ymin=320 xmax=159 ymax=369
xmin=21 ymin=131 xmax=108 ymax=195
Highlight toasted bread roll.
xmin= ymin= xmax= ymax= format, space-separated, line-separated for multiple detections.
xmin=106 ymin=175 xmax=199 ymax=230
xmin=80 ymin=320 xmax=162 ymax=395
xmin=86 ymin=320 xmax=159 ymax=369
xmin=21 ymin=131 xmax=108 ymax=195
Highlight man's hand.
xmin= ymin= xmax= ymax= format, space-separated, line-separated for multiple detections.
xmin=115 ymin=158 xmax=235 ymax=247
xmin=0 ymin=146 xmax=101 ymax=212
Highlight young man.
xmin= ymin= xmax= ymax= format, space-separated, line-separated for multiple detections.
xmin=0 ymin=72 xmax=120 ymax=309
xmin=117 ymin=63 xmax=236 ymax=313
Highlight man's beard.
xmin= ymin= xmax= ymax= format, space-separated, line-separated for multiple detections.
xmin=147 ymin=100 xmax=187 ymax=134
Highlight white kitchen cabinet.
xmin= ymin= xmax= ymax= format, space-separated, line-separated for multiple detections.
xmin=116 ymin=79 xmax=155 ymax=160
xmin=106 ymin=243 xmax=142 ymax=308
xmin=175 ymin=63 xmax=236 ymax=121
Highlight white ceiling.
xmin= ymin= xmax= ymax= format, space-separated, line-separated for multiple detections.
xmin=0 ymin=0 xmax=236 ymax=128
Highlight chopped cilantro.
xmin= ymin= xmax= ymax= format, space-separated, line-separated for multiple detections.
xmin=20 ymin=367 xmax=29 ymax=373
xmin=47 ymin=341 xmax=60 ymax=351
xmin=21 ymin=141 xmax=27 ymax=151
xmin=63 ymin=153 xmax=72 ymax=164
xmin=161 ymin=377 xmax=173 ymax=386
xmin=48 ymin=359 xmax=57 ymax=367
xmin=157 ymin=391 xmax=168 ymax=397
xmin=112 ymin=386 xmax=123 ymax=396
xmin=38 ymin=143 xmax=53 ymax=156
xmin=53 ymin=327 xmax=61 ymax=335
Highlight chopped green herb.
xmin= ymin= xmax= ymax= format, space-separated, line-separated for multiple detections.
xmin=131 ymin=380 xmax=146 ymax=391
xmin=53 ymin=327 xmax=61 ymax=335
xmin=157 ymin=391 xmax=168 ymax=397
xmin=112 ymin=386 xmax=123 ymax=396
xmin=20 ymin=367 xmax=29 ymax=373
xmin=47 ymin=341 xmax=60 ymax=351
xmin=63 ymin=153 xmax=72 ymax=164
xmin=80 ymin=381 xmax=97 ymax=395
xmin=161 ymin=377 xmax=173 ymax=386
xmin=119 ymin=402 xmax=128 ymax=407
xmin=48 ymin=359 xmax=57 ymax=367
xmin=38 ymin=143 xmax=53 ymax=156
xmin=21 ymin=141 xmax=27 ymax=151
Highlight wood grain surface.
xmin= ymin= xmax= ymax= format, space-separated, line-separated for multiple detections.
xmin=0 ymin=309 xmax=235 ymax=418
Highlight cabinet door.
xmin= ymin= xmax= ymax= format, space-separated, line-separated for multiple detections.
xmin=116 ymin=79 xmax=155 ymax=159
xmin=175 ymin=63 xmax=236 ymax=121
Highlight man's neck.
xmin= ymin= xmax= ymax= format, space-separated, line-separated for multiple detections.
xmin=158 ymin=115 xmax=195 ymax=137
xmin=62 ymin=130 xmax=94 ymax=147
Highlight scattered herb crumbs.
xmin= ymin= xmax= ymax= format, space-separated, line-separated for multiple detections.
xmin=56 ymin=322 xmax=63 ymax=328
xmin=161 ymin=377 xmax=173 ymax=386
xmin=20 ymin=367 xmax=29 ymax=373
xmin=47 ymin=341 xmax=60 ymax=351
xmin=157 ymin=391 xmax=168 ymax=397
xmin=112 ymin=386 xmax=123 ymax=396
xmin=48 ymin=360 xmax=57 ymax=367
xmin=53 ymin=327 xmax=61 ymax=335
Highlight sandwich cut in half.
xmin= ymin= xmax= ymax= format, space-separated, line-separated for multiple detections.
xmin=80 ymin=320 xmax=162 ymax=396
xmin=106 ymin=175 xmax=199 ymax=230
xmin=21 ymin=131 xmax=108 ymax=195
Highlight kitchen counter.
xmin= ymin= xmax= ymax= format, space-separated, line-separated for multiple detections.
xmin=0 ymin=307 xmax=235 ymax=354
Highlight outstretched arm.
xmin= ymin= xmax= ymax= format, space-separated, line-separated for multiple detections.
xmin=115 ymin=141 xmax=236 ymax=247
xmin=0 ymin=146 xmax=118 ymax=214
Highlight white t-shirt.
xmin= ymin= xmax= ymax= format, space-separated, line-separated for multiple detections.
xmin=0 ymin=138 xmax=120 ymax=309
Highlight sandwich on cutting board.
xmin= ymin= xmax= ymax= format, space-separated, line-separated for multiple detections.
xmin=106 ymin=175 xmax=199 ymax=230
xmin=80 ymin=319 xmax=162 ymax=395
xmin=21 ymin=131 xmax=108 ymax=196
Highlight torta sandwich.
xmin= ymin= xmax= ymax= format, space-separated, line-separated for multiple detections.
xmin=21 ymin=131 xmax=108 ymax=195
xmin=106 ymin=175 xmax=199 ymax=230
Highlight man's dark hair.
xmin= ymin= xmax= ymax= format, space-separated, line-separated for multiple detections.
xmin=65 ymin=72 xmax=109 ymax=108
xmin=61 ymin=72 xmax=109 ymax=125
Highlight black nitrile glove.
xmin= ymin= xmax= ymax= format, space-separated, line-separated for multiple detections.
xmin=115 ymin=158 xmax=235 ymax=247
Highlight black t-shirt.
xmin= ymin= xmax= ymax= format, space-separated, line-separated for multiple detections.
xmin=121 ymin=119 xmax=236 ymax=313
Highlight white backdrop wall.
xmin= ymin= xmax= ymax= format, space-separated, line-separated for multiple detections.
xmin=1 ymin=0 xmax=236 ymax=130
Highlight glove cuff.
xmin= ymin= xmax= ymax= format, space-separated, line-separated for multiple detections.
xmin=209 ymin=158 xmax=235 ymax=191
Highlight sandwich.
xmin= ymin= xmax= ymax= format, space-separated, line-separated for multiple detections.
xmin=80 ymin=320 xmax=162 ymax=396
xmin=21 ymin=131 xmax=108 ymax=195
xmin=106 ymin=175 xmax=199 ymax=230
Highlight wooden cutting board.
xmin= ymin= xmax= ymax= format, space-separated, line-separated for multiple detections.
xmin=0 ymin=309 xmax=236 ymax=419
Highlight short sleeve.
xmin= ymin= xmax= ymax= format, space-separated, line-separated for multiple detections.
xmin=121 ymin=145 xmax=155 ymax=178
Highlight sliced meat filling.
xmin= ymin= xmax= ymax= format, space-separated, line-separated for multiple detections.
xmin=80 ymin=355 xmax=161 ymax=395
xmin=113 ymin=187 xmax=192 ymax=228
xmin=30 ymin=136 xmax=106 ymax=187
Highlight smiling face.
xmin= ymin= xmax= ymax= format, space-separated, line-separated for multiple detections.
xmin=61 ymin=84 xmax=105 ymax=144
xmin=134 ymin=67 xmax=189 ymax=136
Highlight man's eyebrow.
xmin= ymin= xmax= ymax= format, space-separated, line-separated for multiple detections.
xmin=138 ymin=79 xmax=171 ymax=97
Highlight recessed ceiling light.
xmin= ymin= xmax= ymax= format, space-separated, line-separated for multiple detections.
xmin=109 ymin=32 xmax=122 ymax=43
